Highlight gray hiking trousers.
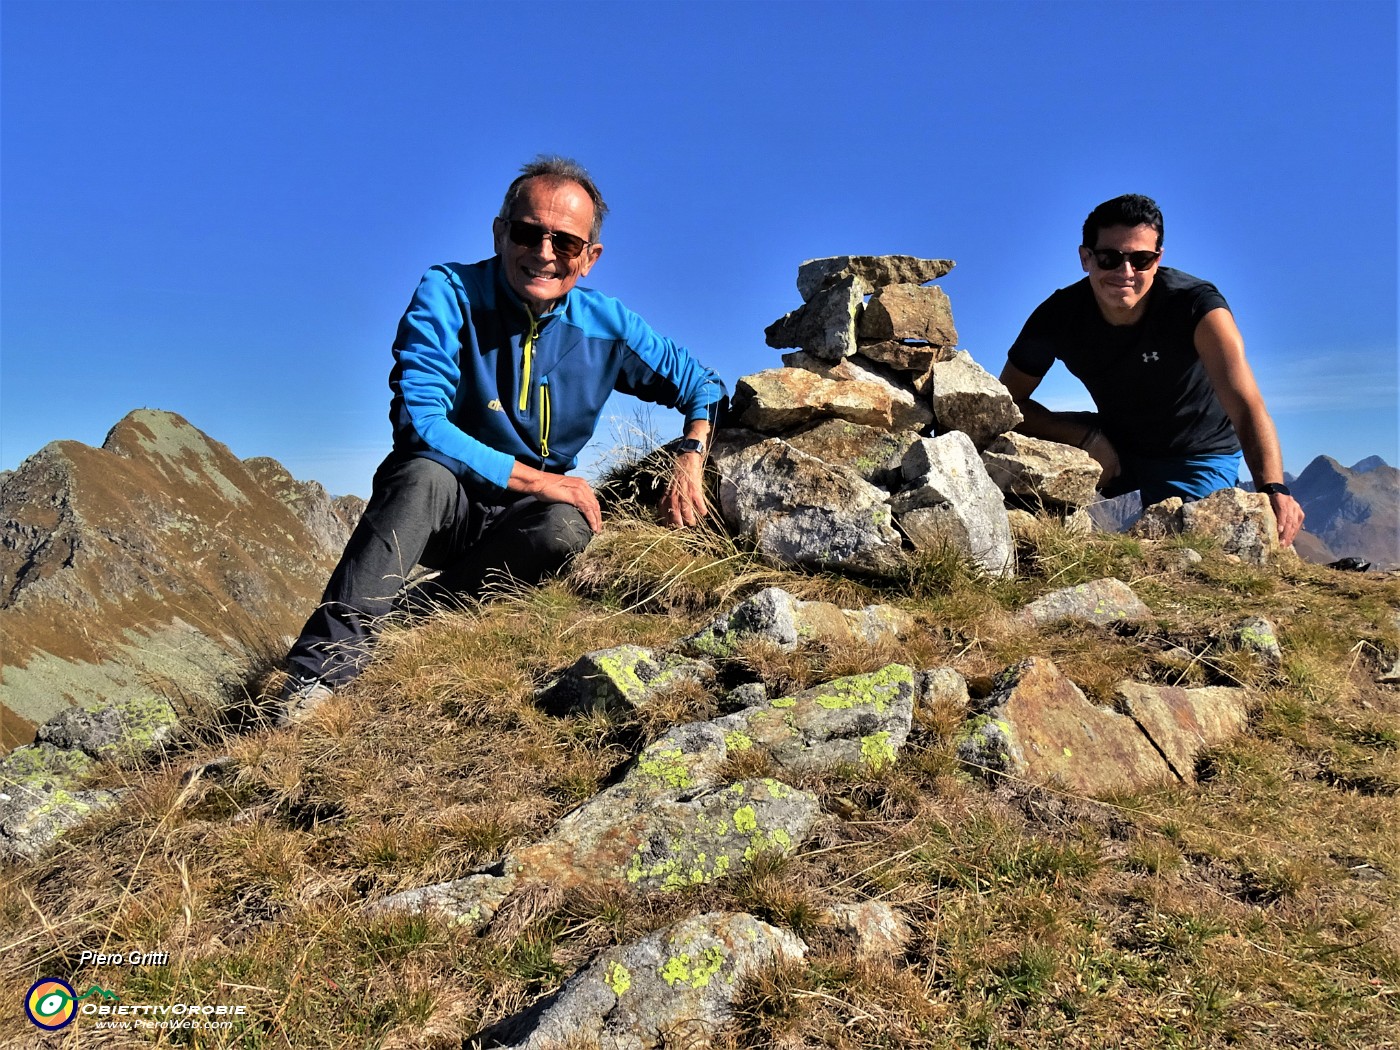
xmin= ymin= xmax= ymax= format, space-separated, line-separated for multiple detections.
xmin=286 ymin=453 xmax=592 ymax=687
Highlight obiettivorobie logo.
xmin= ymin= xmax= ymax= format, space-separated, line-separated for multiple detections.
xmin=24 ymin=978 xmax=119 ymax=1031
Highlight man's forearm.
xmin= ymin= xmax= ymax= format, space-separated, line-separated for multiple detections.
xmin=1013 ymin=398 xmax=1099 ymax=448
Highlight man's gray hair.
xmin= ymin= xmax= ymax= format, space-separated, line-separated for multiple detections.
xmin=498 ymin=155 xmax=609 ymax=242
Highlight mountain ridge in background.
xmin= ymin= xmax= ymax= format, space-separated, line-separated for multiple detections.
xmin=0 ymin=409 xmax=362 ymax=749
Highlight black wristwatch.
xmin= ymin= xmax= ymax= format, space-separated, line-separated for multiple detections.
xmin=1257 ymin=482 xmax=1291 ymax=496
xmin=676 ymin=438 xmax=706 ymax=456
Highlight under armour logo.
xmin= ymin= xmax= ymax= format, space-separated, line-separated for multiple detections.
xmin=1142 ymin=352 xmax=1160 ymax=363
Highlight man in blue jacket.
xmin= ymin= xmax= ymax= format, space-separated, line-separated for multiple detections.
xmin=279 ymin=156 xmax=725 ymax=721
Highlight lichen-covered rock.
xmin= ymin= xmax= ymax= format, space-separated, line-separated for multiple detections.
xmin=682 ymin=587 xmax=913 ymax=659
xmin=763 ymin=275 xmax=861 ymax=361
xmin=782 ymin=418 xmax=918 ymax=490
xmin=982 ymin=432 xmax=1101 ymax=509
xmin=495 ymin=912 xmax=807 ymax=1050
xmin=797 ymin=255 xmax=955 ymax=301
xmin=1132 ymin=488 xmax=1279 ymax=566
xmin=927 ymin=350 xmax=1023 ymax=450
xmin=857 ymin=284 xmax=958 ymax=346
xmin=891 ymin=432 xmax=1014 ymax=577
xmin=719 ymin=664 xmax=917 ymax=774
xmin=36 ymin=694 xmax=180 ymax=764
xmin=616 ymin=778 xmax=821 ymax=892
xmin=1013 ymin=577 xmax=1152 ymax=628
xmin=369 ymin=722 xmax=820 ymax=926
xmin=956 ymin=658 xmax=1250 ymax=796
xmin=716 ymin=439 xmax=906 ymax=578
xmin=535 ymin=645 xmax=714 ymax=714
xmin=365 ymin=872 xmax=517 ymax=929
xmin=1228 ymin=615 xmax=1283 ymax=668
xmin=0 ymin=743 xmax=120 ymax=862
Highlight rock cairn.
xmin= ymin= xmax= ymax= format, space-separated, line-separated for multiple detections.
xmin=712 ymin=254 xmax=1102 ymax=578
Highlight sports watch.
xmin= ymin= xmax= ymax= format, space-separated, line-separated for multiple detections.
xmin=677 ymin=438 xmax=707 ymax=456
xmin=1257 ymin=482 xmax=1291 ymax=496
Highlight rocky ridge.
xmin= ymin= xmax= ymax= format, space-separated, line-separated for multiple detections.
xmin=0 ymin=409 xmax=362 ymax=748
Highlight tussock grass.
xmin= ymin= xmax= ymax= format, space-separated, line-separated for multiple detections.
xmin=2 ymin=522 xmax=1398 ymax=1048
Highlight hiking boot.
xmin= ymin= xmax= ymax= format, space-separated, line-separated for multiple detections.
xmin=276 ymin=675 xmax=334 ymax=726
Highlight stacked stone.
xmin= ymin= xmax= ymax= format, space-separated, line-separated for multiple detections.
xmin=713 ymin=254 xmax=1102 ymax=578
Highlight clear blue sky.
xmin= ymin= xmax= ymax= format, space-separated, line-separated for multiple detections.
xmin=3 ymin=0 xmax=1395 ymax=498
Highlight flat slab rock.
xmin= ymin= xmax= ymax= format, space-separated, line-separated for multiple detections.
xmin=732 ymin=366 xmax=931 ymax=434
xmin=797 ymin=255 xmax=955 ymax=301
xmin=494 ymin=911 xmax=807 ymax=1050
xmin=956 ymin=657 xmax=1249 ymax=796
xmin=982 ymin=432 xmax=1101 ymax=509
xmin=1013 ymin=577 xmax=1152 ymax=628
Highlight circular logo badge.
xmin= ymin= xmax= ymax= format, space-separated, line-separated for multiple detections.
xmin=25 ymin=978 xmax=78 ymax=1030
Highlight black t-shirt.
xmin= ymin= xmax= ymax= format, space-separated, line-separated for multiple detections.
xmin=1007 ymin=267 xmax=1241 ymax=458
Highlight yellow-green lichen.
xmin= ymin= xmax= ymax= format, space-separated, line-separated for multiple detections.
xmin=660 ymin=946 xmax=727 ymax=989
xmin=810 ymin=663 xmax=913 ymax=713
xmin=770 ymin=696 xmax=797 ymax=709
xmin=732 ymin=805 xmax=758 ymax=833
xmin=605 ymin=961 xmax=632 ymax=997
xmin=860 ymin=731 xmax=898 ymax=771
xmin=724 ymin=730 xmax=753 ymax=751
xmin=636 ymin=745 xmax=694 ymax=789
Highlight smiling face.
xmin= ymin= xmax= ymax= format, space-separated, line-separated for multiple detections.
xmin=493 ymin=177 xmax=603 ymax=313
xmin=1079 ymin=223 xmax=1162 ymax=324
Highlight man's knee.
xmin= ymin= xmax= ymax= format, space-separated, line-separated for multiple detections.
xmin=366 ymin=455 xmax=459 ymax=528
xmin=532 ymin=503 xmax=593 ymax=562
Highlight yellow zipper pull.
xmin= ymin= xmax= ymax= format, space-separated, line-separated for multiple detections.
xmin=519 ymin=311 xmax=536 ymax=413
xmin=539 ymin=377 xmax=551 ymax=459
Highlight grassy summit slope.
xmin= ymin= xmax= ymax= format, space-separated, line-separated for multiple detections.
xmin=1 ymin=515 xmax=1396 ymax=1048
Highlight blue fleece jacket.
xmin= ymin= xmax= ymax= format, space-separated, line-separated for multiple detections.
xmin=387 ymin=257 xmax=725 ymax=494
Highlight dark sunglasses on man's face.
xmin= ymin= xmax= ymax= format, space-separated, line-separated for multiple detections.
xmin=502 ymin=219 xmax=591 ymax=260
xmin=1086 ymin=247 xmax=1162 ymax=271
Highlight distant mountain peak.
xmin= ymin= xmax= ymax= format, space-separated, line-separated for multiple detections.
xmin=1351 ymin=454 xmax=1390 ymax=473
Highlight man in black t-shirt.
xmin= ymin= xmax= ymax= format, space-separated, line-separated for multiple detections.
xmin=998 ymin=194 xmax=1303 ymax=546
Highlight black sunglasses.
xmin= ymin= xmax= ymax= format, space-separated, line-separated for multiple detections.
xmin=1086 ymin=247 xmax=1162 ymax=271
xmin=501 ymin=219 xmax=591 ymax=260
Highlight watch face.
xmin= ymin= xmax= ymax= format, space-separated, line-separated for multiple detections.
xmin=678 ymin=439 xmax=706 ymax=455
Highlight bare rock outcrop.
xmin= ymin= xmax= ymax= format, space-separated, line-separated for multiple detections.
xmin=890 ymin=432 xmax=1014 ymax=577
xmin=1132 ymin=488 xmax=1279 ymax=565
xmin=956 ymin=657 xmax=1250 ymax=795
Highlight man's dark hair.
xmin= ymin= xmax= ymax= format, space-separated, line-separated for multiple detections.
xmin=499 ymin=155 xmax=609 ymax=242
xmin=1082 ymin=194 xmax=1164 ymax=249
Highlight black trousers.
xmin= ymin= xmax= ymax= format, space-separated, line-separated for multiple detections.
xmin=285 ymin=453 xmax=592 ymax=686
